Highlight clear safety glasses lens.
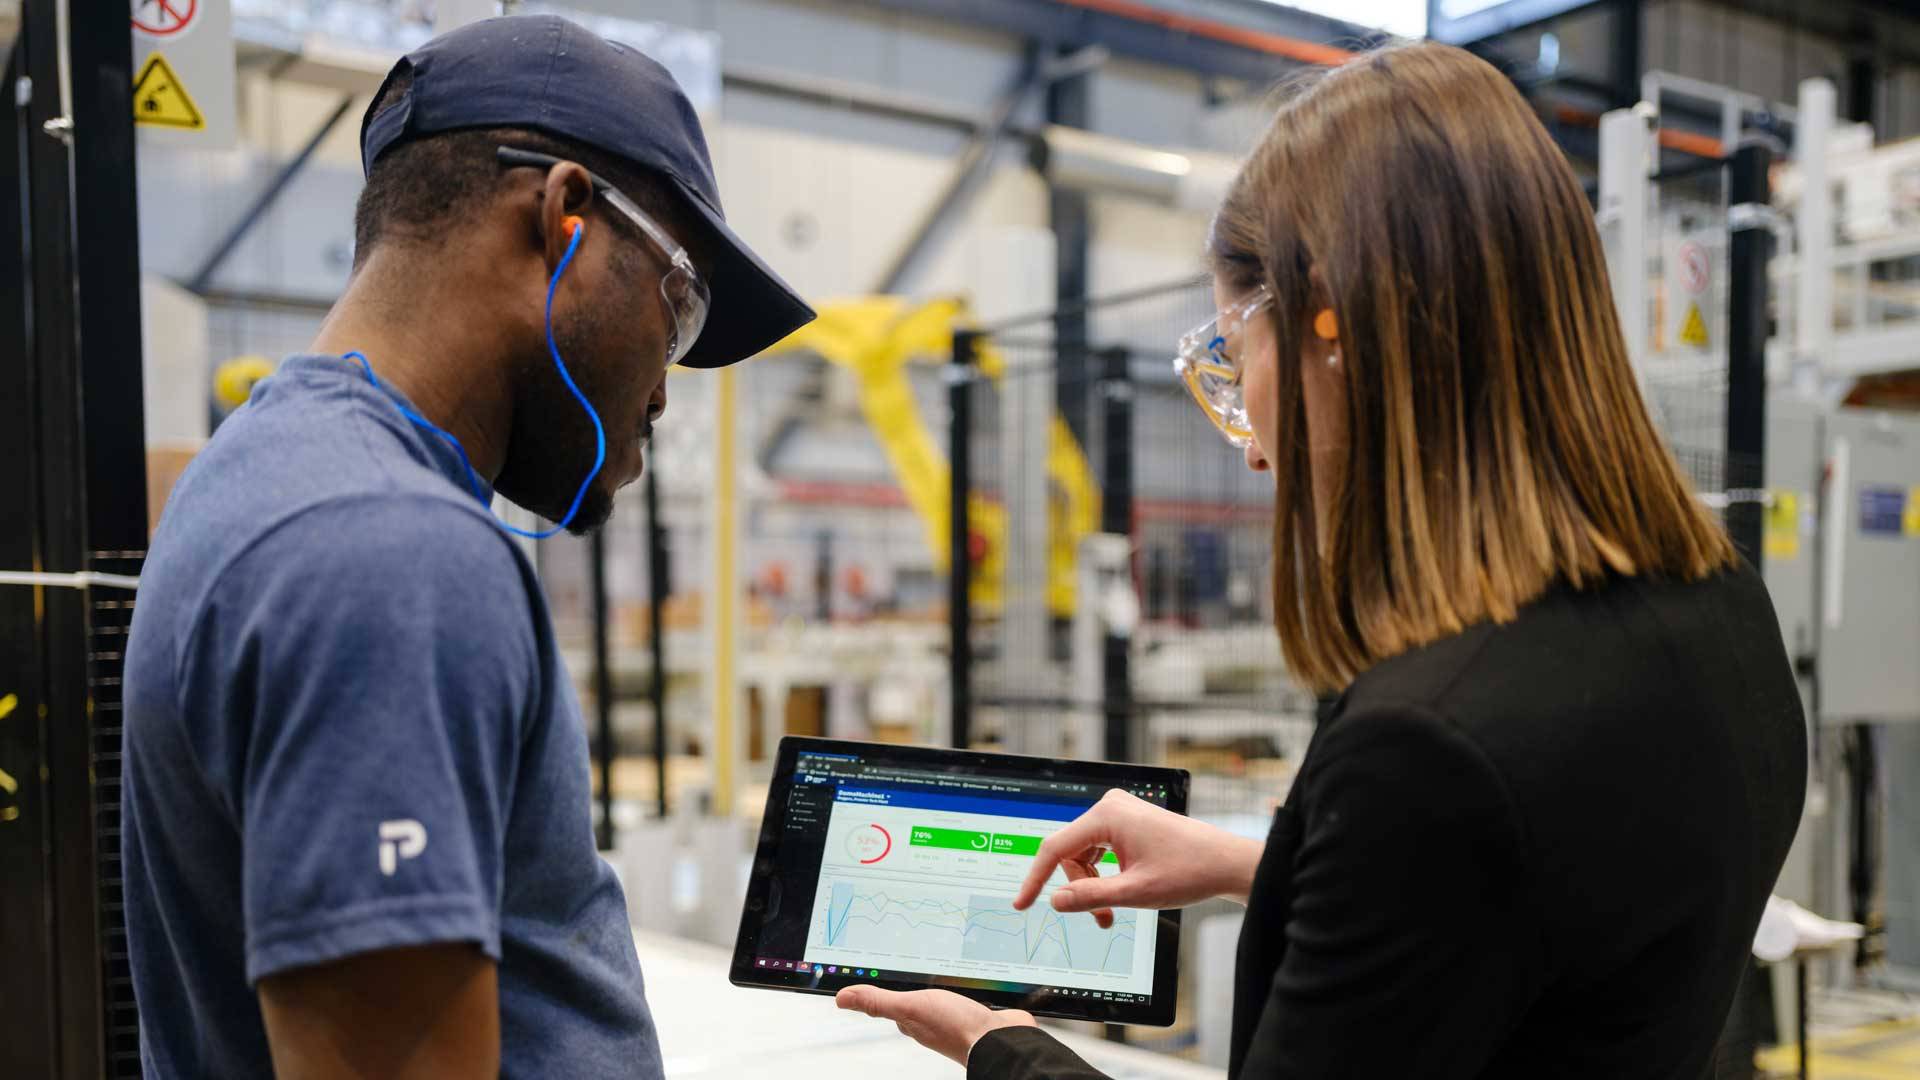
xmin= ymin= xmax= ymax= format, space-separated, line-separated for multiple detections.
xmin=1174 ymin=289 xmax=1270 ymax=449
xmin=661 ymin=263 xmax=710 ymax=367
xmin=1174 ymin=342 xmax=1253 ymax=448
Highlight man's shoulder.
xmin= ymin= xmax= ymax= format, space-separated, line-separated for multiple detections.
xmin=221 ymin=491 xmax=528 ymax=613
xmin=148 ymin=490 xmax=544 ymax=739
xmin=150 ymin=385 xmax=521 ymax=617
xmin=140 ymin=483 xmax=531 ymax=680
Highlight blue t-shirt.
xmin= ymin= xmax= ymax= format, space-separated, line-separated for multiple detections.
xmin=123 ymin=354 xmax=662 ymax=1078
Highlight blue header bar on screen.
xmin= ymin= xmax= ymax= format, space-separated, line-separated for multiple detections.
xmin=833 ymin=784 xmax=1089 ymax=823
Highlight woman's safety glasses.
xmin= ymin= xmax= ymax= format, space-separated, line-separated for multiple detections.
xmin=497 ymin=147 xmax=710 ymax=366
xmin=1173 ymin=285 xmax=1272 ymax=449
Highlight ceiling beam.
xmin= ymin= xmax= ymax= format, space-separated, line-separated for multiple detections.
xmin=1684 ymin=0 xmax=1920 ymax=70
xmin=836 ymin=0 xmax=1373 ymax=84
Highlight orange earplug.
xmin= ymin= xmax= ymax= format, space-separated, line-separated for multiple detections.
xmin=563 ymin=214 xmax=585 ymax=238
xmin=1313 ymin=308 xmax=1338 ymax=341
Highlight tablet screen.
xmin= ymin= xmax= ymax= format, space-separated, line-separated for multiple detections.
xmin=732 ymin=738 xmax=1186 ymax=1025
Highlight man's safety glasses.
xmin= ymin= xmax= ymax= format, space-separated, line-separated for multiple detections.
xmin=1173 ymin=285 xmax=1272 ymax=449
xmin=497 ymin=146 xmax=710 ymax=366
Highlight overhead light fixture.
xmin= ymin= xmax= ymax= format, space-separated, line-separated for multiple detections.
xmin=1251 ymin=0 xmax=1427 ymax=40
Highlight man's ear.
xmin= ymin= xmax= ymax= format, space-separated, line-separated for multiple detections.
xmin=538 ymin=162 xmax=595 ymax=272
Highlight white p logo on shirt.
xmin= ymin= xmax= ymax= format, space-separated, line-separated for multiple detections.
xmin=378 ymin=819 xmax=428 ymax=876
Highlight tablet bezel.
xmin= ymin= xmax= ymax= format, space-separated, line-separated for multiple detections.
xmin=729 ymin=736 xmax=1189 ymax=1027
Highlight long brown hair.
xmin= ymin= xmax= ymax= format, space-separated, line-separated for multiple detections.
xmin=1210 ymin=41 xmax=1736 ymax=693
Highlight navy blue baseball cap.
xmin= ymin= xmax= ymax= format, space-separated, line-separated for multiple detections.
xmin=360 ymin=14 xmax=815 ymax=368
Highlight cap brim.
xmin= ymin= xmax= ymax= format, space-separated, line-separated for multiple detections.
xmin=671 ymin=179 xmax=816 ymax=369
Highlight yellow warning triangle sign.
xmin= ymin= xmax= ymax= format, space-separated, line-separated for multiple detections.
xmin=1678 ymin=302 xmax=1709 ymax=348
xmin=132 ymin=53 xmax=204 ymax=131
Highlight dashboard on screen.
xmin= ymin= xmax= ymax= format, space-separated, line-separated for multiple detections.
xmin=732 ymin=738 xmax=1187 ymax=1026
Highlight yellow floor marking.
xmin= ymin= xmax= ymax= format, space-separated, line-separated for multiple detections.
xmin=1759 ymin=1020 xmax=1920 ymax=1080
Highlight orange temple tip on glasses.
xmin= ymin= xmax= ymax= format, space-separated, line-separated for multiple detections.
xmin=1313 ymin=308 xmax=1338 ymax=341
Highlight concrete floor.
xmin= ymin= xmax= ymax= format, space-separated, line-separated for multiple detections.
xmin=634 ymin=930 xmax=1225 ymax=1079
xmin=1758 ymin=1018 xmax=1920 ymax=1078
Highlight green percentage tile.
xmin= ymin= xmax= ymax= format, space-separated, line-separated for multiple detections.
xmin=909 ymin=826 xmax=991 ymax=852
xmin=989 ymin=833 xmax=1041 ymax=856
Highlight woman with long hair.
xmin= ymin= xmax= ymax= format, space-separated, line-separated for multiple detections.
xmin=838 ymin=40 xmax=1806 ymax=1078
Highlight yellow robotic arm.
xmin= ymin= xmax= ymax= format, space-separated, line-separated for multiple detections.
xmin=763 ymin=297 xmax=1098 ymax=616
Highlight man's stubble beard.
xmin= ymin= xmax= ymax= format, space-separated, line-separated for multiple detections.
xmin=495 ymin=301 xmax=619 ymax=533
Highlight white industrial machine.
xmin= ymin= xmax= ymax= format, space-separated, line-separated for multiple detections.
xmin=1600 ymin=74 xmax=1920 ymax=995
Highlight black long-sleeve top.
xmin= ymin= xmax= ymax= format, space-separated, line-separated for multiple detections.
xmin=969 ymin=566 xmax=1806 ymax=1079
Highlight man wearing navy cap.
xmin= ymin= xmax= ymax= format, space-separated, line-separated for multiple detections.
xmin=122 ymin=15 xmax=813 ymax=1077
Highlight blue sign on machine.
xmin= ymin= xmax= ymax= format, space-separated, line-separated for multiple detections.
xmin=1859 ymin=486 xmax=1908 ymax=537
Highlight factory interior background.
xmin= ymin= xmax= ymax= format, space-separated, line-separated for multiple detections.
xmin=6 ymin=0 xmax=1920 ymax=1077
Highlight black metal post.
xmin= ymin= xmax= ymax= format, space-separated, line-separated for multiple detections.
xmin=1726 ymin=142 xmax=1773 ymax=569
xmin=1608 ymin=0 xmax=1644 ymax=109
xmin=1796 ymin=956 xmax=1810 ymax=1080
xmin=644 ymin=467 xmax=669 ymax=820
xmin=814 ymin=530 xmax=833 ymax=623
xmin=21 ymin=4 xmax=105 ymax=1076
xmin=949 ymin=332 xmax=976 ymax=749
xmin=591 ymin=531 xmax=615 ymax=850
xmin=69 ymin=12 xmax=149 ymax=1074
xmin=1097 ymin=347 xmax=1132 ymax=1046
xmin=73 ymin=41 xmax=147 ymax=551
xmin=1048 ymin=44 xmax=1093 ymax=450
xmin=0 ymin=37 xmax=60 ymax=1080
xmin=1099 ymin=348 xmax=1133 ymax=765
xmin=1847 ymin=725 xmax=1878 ymax=969
xmin=1846 ymin=52 xmax=1877 ymax=127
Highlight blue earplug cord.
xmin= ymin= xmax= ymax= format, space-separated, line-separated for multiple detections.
xmin=348 ymin=221 xmax=606 ymax=538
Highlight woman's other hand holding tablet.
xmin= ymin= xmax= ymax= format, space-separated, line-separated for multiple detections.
xmin=835 ymin=985 xmax=1036 ymax=1066
xmin=1013 ymin=789 xmax=1265 ymax=928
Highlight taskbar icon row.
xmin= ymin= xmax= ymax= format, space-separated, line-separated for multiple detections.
xmin=1042 ymin=987 xmax=1142 ymax=1003
xmin=757 ymin=957 xmax=882 ymax=979
xmin=753 ymin=958 xmax=1144 ymax=1006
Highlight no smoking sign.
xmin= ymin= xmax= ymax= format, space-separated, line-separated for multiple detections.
xmin=1678 ymin=240 xmax=1712 ymax=296
xmin=133 ymin=0 xmax=198 ymax=37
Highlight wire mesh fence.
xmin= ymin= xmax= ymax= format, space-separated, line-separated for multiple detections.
xmin=951 ymin=278 xmax=1315 ymax=822
xmin=1635 ymin=161 xmax=1769 ymax=535
xmin=1641 ymin=171 xmax=1738 ymax=500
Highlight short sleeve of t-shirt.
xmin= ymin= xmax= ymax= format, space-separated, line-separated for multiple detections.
xmin=175 ymin=495 xmax=540 ymax=984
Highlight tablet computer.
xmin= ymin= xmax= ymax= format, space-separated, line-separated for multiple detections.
xmin=730 ymin=737 xmax=1188 ymax=1026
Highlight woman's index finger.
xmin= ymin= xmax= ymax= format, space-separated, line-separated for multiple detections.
xmin=1011 ymin=809 xmax=1110 ymax=911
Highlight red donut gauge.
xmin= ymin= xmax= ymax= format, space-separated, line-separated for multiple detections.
xmin=845 ymin=823 xmax=892 ymax=864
